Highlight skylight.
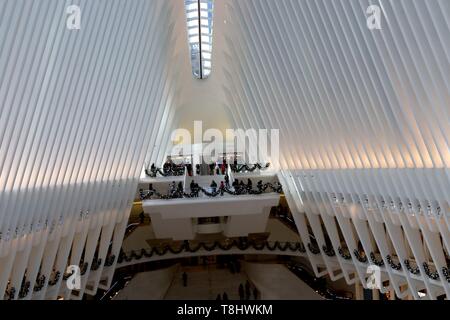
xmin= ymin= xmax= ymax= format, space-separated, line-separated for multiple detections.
xmin=184 ymin=0 xmax=214 ymax=79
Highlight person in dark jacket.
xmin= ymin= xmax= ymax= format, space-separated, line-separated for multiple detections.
xmin=221 ymin=157 xmax=227 ymax=174
xmin=224 ymin=174 xmax=230 ymax=188
xmin=257 ymin=180 xmax=263 ymax=192
xmin=238 ymin=284 xmax=245 ymax=300
xmin=211 ymin=180 xmax=217 ymax=193
xmin=194 ymin=183 xmax=200 ymax=197
xmin=245 ymin=280 xmax=251 ymax=300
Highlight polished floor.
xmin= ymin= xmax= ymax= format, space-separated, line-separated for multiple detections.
xmin=113 ymin=261 xmax=323 ymax=300
xmin=113 ymin=264 xmax=178 ymax=300
xmin=244 ymin=262 xmax=323 ymax=300
xmin=164 ymin=264 xmax=249 ymax=300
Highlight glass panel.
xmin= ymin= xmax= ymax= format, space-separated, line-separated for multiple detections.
xmin=187 ymin=20 xmax=197 ymax=27
xmin=187 ymin=11 xmax=197 ymax=19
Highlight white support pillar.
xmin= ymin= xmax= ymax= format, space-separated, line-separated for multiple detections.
xmin=355 ymin=281 xmax=364 ymax=300
xmin=372 ymin=289 xmax=380 ymax=300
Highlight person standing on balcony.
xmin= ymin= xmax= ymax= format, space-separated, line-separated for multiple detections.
xmin=211 ymin=180 xmax=217 ymax=193
xmin=169 ymin=181 xmax=176 ymax=196
xmin=221 ymin=158 xmax=227 ymax=174
xmin=257 ymin=180 xmax=263 ymax=192
xmin=163 ymin=156 xmax=173 ymax=174
xmin=194 ymin=183 xmax=200 ymax=197
xmin=224 ymin=174 xmax=230 ymax=188
xmin=247 ymin=179 xmax=252 ymax=190
xmin=239 ymin=180 xmax=245 ymax=193
xmin=186 ymin=163 xmax=193 ymax=176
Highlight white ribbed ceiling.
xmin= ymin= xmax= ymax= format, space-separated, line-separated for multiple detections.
xmin=0 ymin=0 xmax=180 ymax=283
xmin=221 ymin=0 xmax=449 ymax=171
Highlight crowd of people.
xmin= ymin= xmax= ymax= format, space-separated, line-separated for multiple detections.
xmin=214 ymin=281 xmax=259 ymax=301
xmin=215 ymin=256 xmax=259 ymax=301
xmin=186 ymin=176 xmax=267 ymax=196
xmin=193 ymin=177 xmax=266 ymax=195
xmin=238 ymin=281 xmax=259 ymax=300
xmin=146 ymin=157 xmax=187 ymax=177
xmin=139 ymin=177 xmax=282 ymax=201
xmin=148 ymin=153 xmax=270 ymax=178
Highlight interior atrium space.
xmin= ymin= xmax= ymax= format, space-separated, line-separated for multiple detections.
xmin=0 ymin=0 xmax=449 ymax=308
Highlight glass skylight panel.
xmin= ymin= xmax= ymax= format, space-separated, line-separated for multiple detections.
xmin=184 ymin=0 xmax=214 ymax=79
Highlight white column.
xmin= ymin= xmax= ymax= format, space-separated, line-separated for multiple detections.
xmin=355 ymin=281 xmax=364 ymax=300
xmin=372 ymin=289 xmax=380 ymax=300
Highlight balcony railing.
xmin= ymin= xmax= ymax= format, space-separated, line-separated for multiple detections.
xmin=116 ymin=239 xmax=306 ymax=265
xmin=139 ymin=180 xmax=282 ymax=200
